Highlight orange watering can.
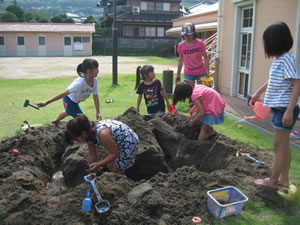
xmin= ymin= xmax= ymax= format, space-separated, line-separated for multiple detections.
xmin=244 ymin=98 xmax=271 ymax=120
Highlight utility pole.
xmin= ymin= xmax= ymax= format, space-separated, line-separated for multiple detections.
xmin=112 ymin=0 xmax=118 ymax=85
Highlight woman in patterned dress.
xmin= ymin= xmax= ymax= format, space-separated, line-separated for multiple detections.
xmin=65 ymin=114 xmax=139 ymax=175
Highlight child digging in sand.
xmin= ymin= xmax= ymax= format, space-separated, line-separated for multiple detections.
xmin=37 ymin=58 xmax=101 ymax=124
xmin=173 ymin=82 xmax=226 ymax=141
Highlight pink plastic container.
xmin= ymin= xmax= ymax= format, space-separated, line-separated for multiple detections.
xmin=244 ymin=98 xmax=271 ymax=120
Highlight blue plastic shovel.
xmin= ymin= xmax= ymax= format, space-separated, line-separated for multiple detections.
xmin=82 ymin=188 xmax=92 ymax=212
xmin=84 ymin=173 xmax=110 ymax=213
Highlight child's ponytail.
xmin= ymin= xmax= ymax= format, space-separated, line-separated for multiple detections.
xmin=135 ymin=66 xmax=142 ymax=90
xmin=77 ymin=63 xmax=84 ymax=77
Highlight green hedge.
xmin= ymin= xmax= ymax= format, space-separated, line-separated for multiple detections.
xmin=93 ymin=46 xmax=174 ymax=57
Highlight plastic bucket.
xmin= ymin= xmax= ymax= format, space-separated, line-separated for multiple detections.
xmin=201 ymin=76 xmax=214 ymax=87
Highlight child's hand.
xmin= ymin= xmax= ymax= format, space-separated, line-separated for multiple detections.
xmin=167 ymin=103 xmax=171 ymax=110
xmin=36 ymin=102 xmax=47 ymax=107
xmin=282 ymin=109 xmax=293 ymax=127
xmin=188 ymin=120 xmax=194 ymax=127
xmin=249 ymin=94 xmax=260 ymax=106
xmin=89 ymin=162 xmax=100 ymax=172
xmin=96 ymin=113 xmax=102 ymax=121
xmin=176 ymin=75 xmax=181 ymax=84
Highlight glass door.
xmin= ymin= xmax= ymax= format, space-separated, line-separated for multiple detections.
xmin=237 ymin=7 xmax=253 ymax=98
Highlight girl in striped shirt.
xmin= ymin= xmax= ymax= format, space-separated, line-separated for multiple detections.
xmin=250 ymin=22 xmax=300 ymax=188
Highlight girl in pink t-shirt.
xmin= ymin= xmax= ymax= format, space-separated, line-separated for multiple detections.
xmin=173 ymin=82 xmax=226 ymax=141
xmin=176 ymin=22 xmax=209 ymax=86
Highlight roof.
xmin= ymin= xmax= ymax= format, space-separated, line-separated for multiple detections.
xmin=117 ymin=13 xmax=181 ymax=21
xmin=0 ymin=23 xmax=95 ymax=33
xmin=188 ymin=2 xmax=218 ymax=17
xmin=166 ymin=21 xmax=217 ymax=35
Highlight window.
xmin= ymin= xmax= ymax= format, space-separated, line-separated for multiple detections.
xmin=64 ymin=37 xmax=71 ymax=45
xmin=163 ymin=3 xmax=170 ymax=11
xmin=82 ymin=37 xmax=90 ymax=43
xmin=139 ymin=27 xmax=145 ymax=37
xmin=147 ymin=2 xmax=154 ymax=11
xmin=74 ymin=36 xmax=81 ymax=43
xmin=17 ymin=36 xmax=24 ymax=45
xmin=141 ymin=2 xmax=147 ymax=10
xmin=156 ymin=2 xmax=163 ymax=11
xmin=242 ymin=8 xmax=253 ymax=28
xmin=157 ymin=27 xmax=164 ymax=37
xmin=0 ymin=36 xmax=4 ymax=45
xmin=73 ymin=36 xmax=90 ymax=43
xmin=146 ymin=27 xmax=156 ymax=37
xmin=39 ymin=36 xmax=45 ymax=46
xmin=236 ymin=5 xmax=254 ymax=98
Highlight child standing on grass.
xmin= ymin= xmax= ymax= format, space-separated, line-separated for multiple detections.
xmin=250 ymin=22 xmax=300 ymax=188
xmin=135 ymin=65 xmax=171 ymax=116
xmin=176 ymin=22 xmax=210 ymax=86
xmin=37 ymin=58 xmax=101 ymax=124
xmin=173 ymin=82 xmax=226 ymax=142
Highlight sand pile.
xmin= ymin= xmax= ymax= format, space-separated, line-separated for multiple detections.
xmin=0 ymin=108 xmax=279 ymax=225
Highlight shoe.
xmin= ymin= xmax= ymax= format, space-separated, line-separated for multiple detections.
xmin=293 ymin=129 xmax=300 ymax=135
xmin=290 ymin=132 xmax=300 ymax=138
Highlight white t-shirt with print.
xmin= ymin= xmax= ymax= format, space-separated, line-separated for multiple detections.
xmin=67 ymin=77 xmax=98 ymax=103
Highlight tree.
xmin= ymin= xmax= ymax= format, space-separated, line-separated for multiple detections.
xmin=83 ymin=15 xmax=97 ymax=24
xmin=6 ymin=5 xmax=24 ymax=22
xmin=38 ymin=17 xmax=49 ymax=23
xmin=24 ymin=11 xmax=34 ymax=22
xmin=63 ymin=18 xmax=74 ymax=23
xmin=51 ymin=15 xmax=64 ymax=23
xmin=0 ymin=11 xmax=18 ymax=22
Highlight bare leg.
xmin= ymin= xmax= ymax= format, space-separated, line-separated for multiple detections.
xmin=206 ymin=126 xmax=217 ymax=138
xmin=254 ymin=129 xmax=290 ymax=187
xmin=107 ymin=161 xmax=125 ymax=175
xmin=198 ymin=124 xmax=209 ymax=141
xmin=276 ymin=129 xmax=291 ymax=187
xmin=52 ymin=111 xmax=68 ymax=124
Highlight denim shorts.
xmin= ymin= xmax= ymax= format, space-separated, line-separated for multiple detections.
xmin=200 ymin=111 xmax=225 ymax=126
xmin=184 ymin=74 xmax=206 ymax=82
xmin=63 ymin=96 xmax=83 ymax=117
xmin=271 ymin=106 xmax=299 ymax=131
xmin=147 ymin=110 xmax=165 ymax=116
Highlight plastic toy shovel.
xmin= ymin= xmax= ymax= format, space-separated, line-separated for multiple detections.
xmin=23 ymin=99 xmax=39 ymax=110
xmin=244 ymin=98 xmax=270 ymax=120
xmin=84 ymin=173 xmax=110 ymax=213
xmin=241 ymin=153 xmax=265 ymax=165
xmin=82 ymin=188 xmax=92 ymax=212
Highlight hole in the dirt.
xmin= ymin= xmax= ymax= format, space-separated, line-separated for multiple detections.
xmin=47 ymin=170 xmax=67 ymax=195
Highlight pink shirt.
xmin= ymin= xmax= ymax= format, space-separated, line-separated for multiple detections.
xmin=191 ymin=85 xmax=226 ymax=117
xmin=177 ymin=38 xmax=206 ymax=76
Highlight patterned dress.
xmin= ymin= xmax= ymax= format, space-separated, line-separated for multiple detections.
xmin=94 ymin=120 xmax=139 ymax=170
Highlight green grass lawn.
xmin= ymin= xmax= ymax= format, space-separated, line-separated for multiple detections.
xmin=1 ymin=73 xmax=300 ymax=225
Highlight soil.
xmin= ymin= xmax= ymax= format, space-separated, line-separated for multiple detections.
xmin=0 ymin=56 xmax=177 ymax=79
xmin=0 ymin=108 xmax=283 ymax=225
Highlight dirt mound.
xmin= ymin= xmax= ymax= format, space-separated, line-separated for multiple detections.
xmin=0 ymin=108 xmax=280 ymax=225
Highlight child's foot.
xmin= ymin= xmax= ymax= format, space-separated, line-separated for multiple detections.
xmin=51 ymin=120 xmax=59 ymax=125
xmin=254 ymin=178 xmax=277 ymax=188
xmin=277 ymin=179 xmax=289 ymax=188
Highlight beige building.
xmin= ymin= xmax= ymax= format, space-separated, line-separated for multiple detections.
xmin=217 ymin=0 xmax=300 ymax=99
xmin=166 ymin=2 xmax=218 ymax=40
